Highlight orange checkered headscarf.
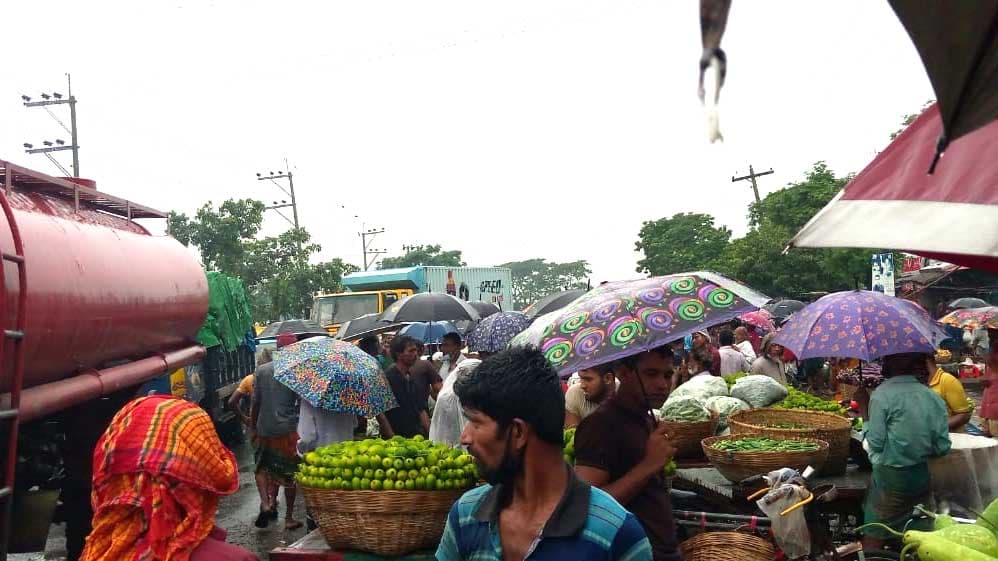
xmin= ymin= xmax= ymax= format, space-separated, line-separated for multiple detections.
xmin=81 ymin=395 xmax=239 ymax=561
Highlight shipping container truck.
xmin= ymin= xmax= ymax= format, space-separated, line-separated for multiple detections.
xmin=0 ymin=160 xmax=222 ymax=559
xmin=311 ymin=266 xmax=513 ymax=334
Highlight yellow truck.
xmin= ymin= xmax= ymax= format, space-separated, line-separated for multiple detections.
xmin=311 ymin=265 xmax=514 ymax=335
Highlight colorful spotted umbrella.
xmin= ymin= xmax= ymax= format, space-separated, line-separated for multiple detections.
xmin=467 ymin=311 xmax=532 ymax=353
xmin=274 ymin=336 xmax=397 ymax=416
xmin=772 ymin=290 xmax=949 ymax=361
xmin=739 ymin=309 xmax=776 ymax=332
xmin=940 ymin=306 xmax=998 ymax=330
xmin=509 ymin=272 xmax=769 ymax=374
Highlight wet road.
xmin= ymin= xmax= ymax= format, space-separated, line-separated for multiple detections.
xmin=11 ymin=437 xmax=306 ymax=561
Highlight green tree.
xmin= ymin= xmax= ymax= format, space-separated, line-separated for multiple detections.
xmin=748 ymin=162 xmax=847 ymax=230
xmin=890 ymin=100 xmax=935 ymax=140
xmin=379 ymin=244 xmax=465 ymax=269
xmin=635 ymin=213 xmax=731 ymax=275
xmin=500 ymin=258 xmax=591 ymax=310
xmin=169 ymin=199 xmax=357 ymax=322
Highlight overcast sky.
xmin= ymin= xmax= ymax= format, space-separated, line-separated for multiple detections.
xmin=1 ymin=1 xmax=933 ymax=282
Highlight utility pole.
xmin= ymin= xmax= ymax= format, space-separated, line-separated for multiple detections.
xmin=22 ymin=74 xmax=80 ymax=177
xmin=360 ymin=228 xmax=386 ymax=271
xmin=256 ymin=168 xmax=299 ymax=229
xmin=731 ymin=164 xmax=773 ymax=205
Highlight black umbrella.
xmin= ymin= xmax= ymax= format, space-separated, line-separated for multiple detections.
xmin=468 ymin=301 xmax=501 ymax=319
xmin=765 ymin=299 xmax=806 ymax=321
xmin=335 ymin=313 xmax=408 ymax=341
xmin=380 ymin=292 xmax=481 ymax=323
xmin=890 ymin=1 xmax=998 ymax=171
xmin=523 ymin=289 xmax=587 ymax=319
xmin=947 ymin=297 xmax=991 ymax=311
xmin=258 ymin=319 xmax=328 ymax=339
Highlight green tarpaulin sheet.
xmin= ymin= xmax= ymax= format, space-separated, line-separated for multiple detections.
xmin=196 ymin=272 xmax=254 ymax=351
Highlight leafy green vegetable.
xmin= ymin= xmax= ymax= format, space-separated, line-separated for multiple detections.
xmin=775 ymin=387 xmax=847 ymax=415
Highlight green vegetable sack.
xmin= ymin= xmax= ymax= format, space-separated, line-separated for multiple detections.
xmin=660 ymin=397 xmax=710 ymax=422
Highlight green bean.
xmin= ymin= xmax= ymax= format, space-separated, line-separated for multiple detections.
xmin=711 ymin=437 xmax=820 ymax=453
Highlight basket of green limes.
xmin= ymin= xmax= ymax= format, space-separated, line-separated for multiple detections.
xmin=298 ymin=435 xmax=478 ymax=556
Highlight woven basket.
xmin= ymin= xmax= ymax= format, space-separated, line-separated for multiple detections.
xmin=728 ymin=408 xmax=851 ymax=475
xmin=702 ymin=434 xmax=829 ymax=482
xmin=662 ymin=411 xmax=719 ymax=459
xmin=302 ymin=487 xmax=463 ymax=556
xmin=839 ymin=383 xmax=859 ymax=401
xmin=680 ymin=531 xmax=774 ymax=561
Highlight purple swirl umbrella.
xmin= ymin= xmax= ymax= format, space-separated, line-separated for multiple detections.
xmin=509 ymin=272 xmax=770 ymax=375
xmin=772 ymin=290 xmax=949 ymax=361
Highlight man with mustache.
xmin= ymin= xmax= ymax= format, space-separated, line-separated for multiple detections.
xmin=436 ymin=347 xmax=652 ymax=561
xmin=574 ymin=346 xmax=681 ymax=561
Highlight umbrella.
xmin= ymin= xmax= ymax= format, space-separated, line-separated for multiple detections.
xmin=523 ymin=289 xmax=587 ymax=319
xmin=510 ymin=272 xmax=769 ymax=374
xmin=468 ymin=301 xmax=501 ymax=319
xmin=380 ymin=292 xmax=480 ymax=323
xmin=772 ymin=290 xmax=949 ymax=361
xmin=274 ymin=337 xmax=397 ymax=416
xmin=766 ymin=299 xmax=806 ymax=322
xmin=940 ymin=306 xmax=998 ymax=330
xmin=466 ymin=311 xmax=532 ymax=353
xmin=335 ymin=313 xmax=407 ymax=341
xmin=790 ymin=104 xmax=998 ymax=273
xmin=258 ymin=319 xmax=328 ymax=339
xmin=738 ymin=309 xmax=776 ymax=332
xmin=398 ymin=321 xmax=458 ymax=344
xmin=947 ymin=297 xmax=991 ymax=311
xmin=889 ymin=1 xmax=998 ymax=170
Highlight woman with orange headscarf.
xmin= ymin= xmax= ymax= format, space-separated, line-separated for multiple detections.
xmin=80 ymin=395 xmax=258 ymax=561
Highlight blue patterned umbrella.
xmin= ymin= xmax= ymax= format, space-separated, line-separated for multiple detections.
xmin=510 ymin=272 xmax=769 ymax=374
xmin=467 ymin=312 xmax=532 ymax=353
xmin=274 ymin=337 xmax=397 ymax=416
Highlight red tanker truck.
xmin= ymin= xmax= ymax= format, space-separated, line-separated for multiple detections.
xmin=0 ymin=160 xmax=213 ymax=560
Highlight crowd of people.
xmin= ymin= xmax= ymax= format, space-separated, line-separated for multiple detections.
xmin=71 ymin=312 xmax=998 ymax=561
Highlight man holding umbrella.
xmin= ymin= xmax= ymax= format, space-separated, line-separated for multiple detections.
xmin=383 ymin=335 xmax=442 ymax=437
xmin=574 ymin=346 xmax=681 ymax=561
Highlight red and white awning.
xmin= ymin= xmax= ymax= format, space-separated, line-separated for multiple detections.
xmin=790 ymin=104 xmax=998 ymax=273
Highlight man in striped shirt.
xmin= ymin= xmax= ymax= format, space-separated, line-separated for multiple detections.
xmin=436 ymin=347 xmax=651 ymax=561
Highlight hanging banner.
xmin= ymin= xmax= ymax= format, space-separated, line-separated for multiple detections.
xmin=871 ymin=253 xmax=895 ymax=296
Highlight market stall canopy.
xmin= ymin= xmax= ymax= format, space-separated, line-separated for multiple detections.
xmin=511 ymin=272 xmax=769 ymax=375
xmin=789 ymin=104 xmax=998 ymax=273
xmin=772 ymin=290 xmax=949 ymax=361
xmin=889 ymin=1 xmax=998 ymax=170
xmin=258 ymin=319 xmax=328 ymax=340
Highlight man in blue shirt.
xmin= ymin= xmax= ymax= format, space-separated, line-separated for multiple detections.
xmin=437 ymin=347 xmax=651 ymax=561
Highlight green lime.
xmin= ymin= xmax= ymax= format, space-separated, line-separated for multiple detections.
xmin=385 ymin=468 xmax=397 ymax=481
xmin=435 ymin=479 xmax=445 ymax=490
xmin=374 ymin=469 xmax=385 ymax=480
xmin=457 ymin=455 xmax=471 ymax=467
xmin=396 ymin=469 xmax=408 ymax=481
xmin=426 ymin=452 xmax=439 ymax=466
xmin=415 ymin=477 xmax=426 ymax=490
xmin=382 ymin=457 xmax=394 ymax=469
xmin=342 ymin=468 xmax=353 ymax=479
xmin=361 ymin=478 xmax=371 ymax=489
xmin=394 ymin=480 xmax=406 ymax=491
xmin=352 ymin=477 xmax=362 ymax=490
xmin=415 ymin=457 xmax=426 ymax=468
xmin=405 ymin=479 xmax=415 ymax=490
xmin=426 ymin=474 xmax=437 ymax=489
xmin=412 ymin=434 xmax=425 ymax=442
xmin=393 ymin=459 xmax=404 ymax=470
xmin=305 ymin=452 xmax=320 ymax=465
xmin=364 ymin=469 xmax=374 ymax=479
xmin=371 ymin=479 xmax=382 ymax=490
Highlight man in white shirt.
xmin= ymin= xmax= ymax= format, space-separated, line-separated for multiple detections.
xmin=438 ymin=332 xmax=467 ymax=383
xmin=718 ymin=329 xmax=751 ymax=375
xmin=733 ymin=326 xmax=758 ymax=363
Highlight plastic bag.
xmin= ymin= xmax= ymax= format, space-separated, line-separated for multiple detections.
xmin=730 ymin=374 xmax=789 ymax=408
xmin=670 ymin=375 xmax=729 ymax=402
xmin=660 ymin=396 xmax=710 ymax=422
xmin=756 ymin=483 xmax=811 ymax=559
xmin=704 ymin=396 xmax=751 ymax=431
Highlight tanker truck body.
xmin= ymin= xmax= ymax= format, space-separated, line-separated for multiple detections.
xmin=0 ymin=160 xmax=210 ymax=559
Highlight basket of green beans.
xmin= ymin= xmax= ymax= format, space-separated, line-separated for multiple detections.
xmin=701 ymin=435 xmax=829 ymax=482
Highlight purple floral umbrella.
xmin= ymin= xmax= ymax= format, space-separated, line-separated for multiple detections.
xmin=772 ymin=290 xmax=949 ymax=361
xmin=509 ymin=272 xmax=770 ymax=375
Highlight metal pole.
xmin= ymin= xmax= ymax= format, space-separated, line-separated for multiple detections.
xmin=747 ymin=164 xmax=760 ymax=204
xmin=287 ymin=171 xmax=299 ymax=229
xmin=68 ymin=74 xmax=79 ymax=177
xmin=361 ymin=231 xmax=369 ymax=271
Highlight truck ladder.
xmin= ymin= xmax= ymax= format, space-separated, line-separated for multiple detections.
xmin=0 ymin=168 xmax=29 ymax=561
